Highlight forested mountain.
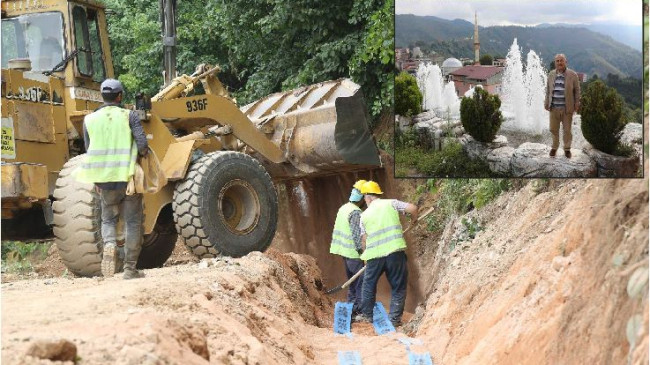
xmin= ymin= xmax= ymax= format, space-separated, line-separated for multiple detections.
xmin=537 ymin=23 xmax=642 ymax=51
xmin=396 ymin=14 xmax=643 ymax=79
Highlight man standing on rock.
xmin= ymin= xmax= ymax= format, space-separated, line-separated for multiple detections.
xmin=544 ymin=53 xmax=581 ymax=159
xmin=356 ymin=181 xmax=418 ymax=327
xmin=75 ymin=79 xmax=149 ymax=280
xmin=330 ymin=180 xmax=367 ymax=317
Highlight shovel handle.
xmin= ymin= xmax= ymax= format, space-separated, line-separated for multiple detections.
xmin=325 ymin=265 xmax=366 ymax=295
xmin=341 ymin=265 xmax=366 ymax=290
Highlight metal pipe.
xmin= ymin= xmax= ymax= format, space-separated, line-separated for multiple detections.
xmin=161 ymin=0 xmax=177 ymax=87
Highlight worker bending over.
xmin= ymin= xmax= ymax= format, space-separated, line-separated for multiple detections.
xmin=356 ymin=181 xmax=417 ymax=327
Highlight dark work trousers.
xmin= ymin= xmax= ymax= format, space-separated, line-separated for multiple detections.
xmin=344 ymin=257 xmax=365 ymax=315
xmin=361 ymin=250 xmax=408 ymax=324
xmin=99 ymin=188 xmax=143 ymax=271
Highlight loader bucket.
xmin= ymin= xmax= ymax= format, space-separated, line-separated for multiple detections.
xmin=242 ymin=79 xmax=381 ymax=180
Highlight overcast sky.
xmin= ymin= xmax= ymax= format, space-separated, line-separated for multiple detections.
xmin=395 ymin=0 xmax=643 ymax=26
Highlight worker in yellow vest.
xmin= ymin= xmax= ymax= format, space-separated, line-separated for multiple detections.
xmin=330 ymin=180 xmax=367 ymax=316
xmin=76 ymin=79 xmax=149 ymax=280
xmin=356 ymin=180 xmax=418 ymax=327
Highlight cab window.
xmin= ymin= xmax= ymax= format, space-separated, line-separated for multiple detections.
xmin=1 ymin=12 xmax=65 ymax=71
xmin=72 ymin=5 xmax=105 ymax=82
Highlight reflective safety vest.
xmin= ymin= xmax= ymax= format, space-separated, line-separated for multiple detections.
xmin=75 ymin=106 xmax=137 ymax=184
xmin=330 ymin=202 xmax=362 ymax=259
xmin=360 ymin=199 xmax=406 ymax=260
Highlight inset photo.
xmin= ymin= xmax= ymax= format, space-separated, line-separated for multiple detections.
xmin=395 ymin=0 xmax=644 ymax=178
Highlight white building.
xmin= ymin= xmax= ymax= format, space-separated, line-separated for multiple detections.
xmin=441 ymin=57 xmax=463 ymax=79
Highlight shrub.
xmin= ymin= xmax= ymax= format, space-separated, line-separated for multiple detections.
xmin=395 ymin=140 xmax=499 ymax=177
xmin=614 ymin=143 xmax=636 ymax=158
xmin=395 ymin=127 xmax=417 ymax=149
xmin=419 ymin=179 xmax=512 ymax=236
xmin=460 ymin=87 xmax=503 ymax=142
xmin=395 ymin=72 xmax=422 ymax=116
xmin=580 ymin=80 xmax=626 ymax=155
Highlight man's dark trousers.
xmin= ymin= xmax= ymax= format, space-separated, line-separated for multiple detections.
xmin=360 ymin=250 xmax=408 ymax=325
xmin=344 ymin=257 xmax=365 ymax=315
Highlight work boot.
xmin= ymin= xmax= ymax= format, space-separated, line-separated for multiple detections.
xmin=549 ymin=149 xmax=557 ymax=157
xmin=101 ymin=243 xmax=117 ymax=277
xmin=123 ymin=268 xmax=145 ymax=280
xmin=354 ymin=314 xmax=372 ymax=323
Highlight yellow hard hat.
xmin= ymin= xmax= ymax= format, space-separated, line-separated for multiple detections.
xmin=353 ymin=179 xmax=367 ymax=191
xmin=360 ymin=180 xmax=383 ymax=195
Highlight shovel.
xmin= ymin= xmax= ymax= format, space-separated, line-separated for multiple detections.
xmin=325 ymin=266 xmax=366 ymax=295
xmin=324 ymin=206 xmax=435 ymax=295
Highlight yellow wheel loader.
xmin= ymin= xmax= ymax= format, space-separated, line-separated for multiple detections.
xmin=1 ymin=0 xmax=380 ymax=276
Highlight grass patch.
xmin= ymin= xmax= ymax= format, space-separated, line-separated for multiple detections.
xmin=418 ymin=179 xmax=512 ymax=236
xmin=1 ymin=241 xmax=51 ymax=274
xmin=395 ymin=140 xmax=501 ymax=177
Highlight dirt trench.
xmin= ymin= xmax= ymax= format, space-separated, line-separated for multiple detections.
xmin=271 ymin=153 xmax=425 ymax=313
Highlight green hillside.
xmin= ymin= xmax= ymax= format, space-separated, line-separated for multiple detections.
xmin=396 ymin=15 xmax=643 ymax=79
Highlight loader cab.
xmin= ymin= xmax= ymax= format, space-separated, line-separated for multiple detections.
xmin=1 ymin=0 xmax=114 ymax=105
xmin=0 ymin=0 xmax=116 ymax=224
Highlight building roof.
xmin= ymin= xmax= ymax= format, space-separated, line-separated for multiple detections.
xmin=442 ymin=57 xmax=462 ymax=68
xmin=450 ymin=65 xmax=503 ymax=80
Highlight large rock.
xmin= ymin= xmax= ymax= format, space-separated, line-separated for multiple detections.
xmin=583 ymin=145 xmax=640 ymax=178
xmin=452 ymin=126 xmax=465 ymax=137
xmin=487 ymin=146 xmax=515 ymax=175
xmin=619 ymin=123 xmax=643 ymax=146
xmin=432 ymin=119 xmax=461 ymax=131
xmin=459 ymin=134 xmax=509 ymax=161
xmin=395 ymin=115 xmax=411 ymax=132
xmin=412 ymin=111 xmax=438 ymax=124
xmin=26 ymin=338 xmax=77 ymax=362
xmin=414 ymin=120 xmax=434 ymax=130
xmin=511 ymin=143 xmax=596 ymax=177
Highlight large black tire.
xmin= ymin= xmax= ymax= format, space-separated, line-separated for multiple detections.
xmin=173 ymin=151 xmax=278 ymax=258
xmin=53 ymin=155 xmax=178 ymax=276
xmin=52 ymin=155 xmax=102 ymax=277
xmin=137 ymin=204 xmax=177 ymax=269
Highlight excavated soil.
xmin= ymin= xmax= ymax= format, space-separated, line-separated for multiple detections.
xmin=412 ymin=176 xmax=648 ymax=364
xmin=2 ymin=248 xmax=429 ymax=365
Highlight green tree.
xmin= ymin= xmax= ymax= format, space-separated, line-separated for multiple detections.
xmin=105 ymin=0 xmax=234 ymax=100
xmin=104 ymin=0 xmax=394 ymax=124
xmin=215 ymin=0 xmax=393 ymax=121
xmin=349 ymin=0 xmax=395 ymax=121
xmin=395 ymin=72 xmax=421 ymax=116
xmin=580 ymin=80 xmax=626 ymax=155
xmin=479 ymin=54 xmax=493 ymax=65
xmin=460 ymin=87 xmax=503 ymax=142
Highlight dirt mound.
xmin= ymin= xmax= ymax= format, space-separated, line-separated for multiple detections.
xmin=2 ymin=248 xmax=435 ymax=365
